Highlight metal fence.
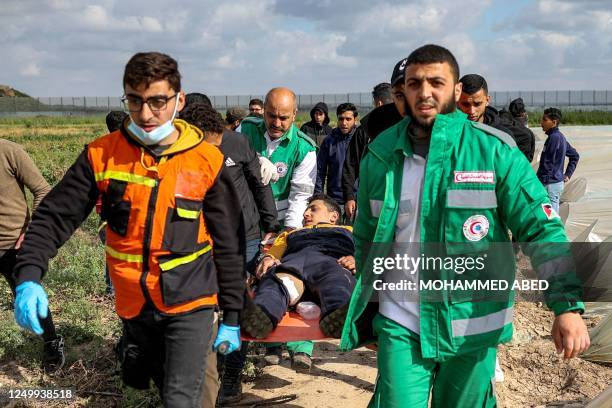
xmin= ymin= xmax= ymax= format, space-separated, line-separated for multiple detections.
xmin=1 ymin=90 xmax=612 ymax=116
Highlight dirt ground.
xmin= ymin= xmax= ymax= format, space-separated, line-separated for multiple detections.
xmin=236 ymin=302 xmax=611 ymax=408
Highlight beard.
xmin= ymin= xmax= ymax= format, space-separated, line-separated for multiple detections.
xmin=408 ymin=95 xmax=457 ymax=133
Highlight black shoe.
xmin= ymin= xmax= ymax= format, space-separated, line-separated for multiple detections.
xmin=218 ymin=366 xmax=243 ymax=406
xmin=42 ymin=335 xmax=65 ymax=373
xmin=319 ymin=304 xmax=349 ymax=339
xmin=263 ymin=346 xmax=282 ymax=366
xmin=290 ymin=352 xmax=312 ymax=373
xmin=241 ymin=297 xmax=274 ymax=339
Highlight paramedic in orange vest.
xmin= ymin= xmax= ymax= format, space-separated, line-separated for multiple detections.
xmin=12 ymin=52 xmax=245 ymax=407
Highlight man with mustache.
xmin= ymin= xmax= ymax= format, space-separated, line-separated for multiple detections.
xmin=240 ymin=87 xmax=317 ymax=371
xmin=340 ymin=44 xmax=589 ymax=407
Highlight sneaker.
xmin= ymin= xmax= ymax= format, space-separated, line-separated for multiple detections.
xmin=290 ymin=352 xmax=312 ymax=373
xmin=241 ymin=297 xmax=274 ymax=339
xmin=42 ymin=335 xmax=65 ymax=373
xmin=263 ymin=346 xmax=282 ymax=366
xmin=319 ymin=304 xmax=349 ymax=339
xmin=217 ymin=366 xmax=243 ymax=406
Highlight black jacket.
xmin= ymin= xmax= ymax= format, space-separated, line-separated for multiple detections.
xmin=498 ymin=108 xmax=536 ymax=162
xmin=14 ymin=129 xmax=247 ymax=317
xmin=219 ymin=130 xmax=279 ymax=240
xmin=342 ymin=103 xmax=403 ymax=202
xmin=300 ymin=102 xmax=332 ymax=147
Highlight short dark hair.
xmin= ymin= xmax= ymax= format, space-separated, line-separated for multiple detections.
xmin=308 ymin=194 xmax=341 ymax=224
xmin=105 ymin=110 xmax=128 ymax=132
xmin=123 ymin=52 xmax=181 ymax=92
xmin=544 ymin=107 xmax=562 ymax=124
xmin=185 ymin=93 xmax=212 ymax=108
xmin=372 ymin=83 xmax=393 ymax=104
xmin=406 ymin=44 xmax=460 ymax=83
xmin=179 ymin=103 xmax=225 ymax=134
xmin=459 ymin=74 xmax=488 ymax=95
xmin=249 ymin=98 xmax=264 ymax=108
xmin=336 ymin=102 xmax=358 ymax=118
xmin=226 ymin=107 xmax=246 ymax=124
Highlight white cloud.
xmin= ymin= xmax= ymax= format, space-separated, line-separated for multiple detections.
xmin=20 ymin=62 xmax=41 ymax=77
xmin=0 ymin=0 xmax=610 ymax=96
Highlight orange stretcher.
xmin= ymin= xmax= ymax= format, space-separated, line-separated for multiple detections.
xmin=240 ymin=311 xmax=329 ymax=342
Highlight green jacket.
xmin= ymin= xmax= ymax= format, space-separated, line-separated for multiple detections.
xmin=240 ymin=117 xmax=316 ymax=224
xmin=340 ymin=111 xmax=584 ymax=360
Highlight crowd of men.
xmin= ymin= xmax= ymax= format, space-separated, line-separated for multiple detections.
xmin=3 ymin=44 xmax=588 ymax=408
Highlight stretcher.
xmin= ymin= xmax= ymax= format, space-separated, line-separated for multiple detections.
xmin=240 ymin=311 xmax=328 ymax=342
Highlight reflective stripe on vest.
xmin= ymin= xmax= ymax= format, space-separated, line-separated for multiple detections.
xmin=370 ymin=199 xmax=383 ymax=217
xmin=95 ymin=171 xmax=157 ymax=188
xmin=159 ymin=244 xmax=212 ymax=272
xmin=451 ymin=306 xmax=513 ymax=337
xmin=447 ymin=189 xmax=497 ymax=208
xmin=176 ymin=207 xmax=201 ymax=219
xmin=105 ymin=245 xmax=143 ymax=263
xmin=535 ymin=256 xmax=574 ymax=281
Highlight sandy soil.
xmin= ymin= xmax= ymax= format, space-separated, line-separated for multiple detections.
xmin=236 ymin=301 xmax=610 ymax=408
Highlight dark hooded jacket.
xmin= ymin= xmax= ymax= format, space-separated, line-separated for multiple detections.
xmin=300 ymin=102 xmax=332 ymax=147
xmin=341 ymin=103 xmax=402 ymax=202
xmin=488 ymin=105 xmax=536 ymax=162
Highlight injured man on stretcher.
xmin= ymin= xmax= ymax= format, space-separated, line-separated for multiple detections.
xmin=242 ymin=194 xmax=356 ymax=339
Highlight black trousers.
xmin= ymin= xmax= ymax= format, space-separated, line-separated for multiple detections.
xmin=254 ymin=250 xmax=356 ymax=326
xmin=0 ymin=249 xmax=57 ymax=341
xmin=121 ymin=305 xmax=214 ymax=408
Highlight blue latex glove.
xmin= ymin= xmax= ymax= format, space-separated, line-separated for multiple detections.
xmin=15 ymin=281 xmax=49 ymax=335
xmin=213 ymin=324 xmax=241 ymax=355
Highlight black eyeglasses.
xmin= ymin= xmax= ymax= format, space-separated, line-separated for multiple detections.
xmin=121 ymin=94 xmax=178 ymax=112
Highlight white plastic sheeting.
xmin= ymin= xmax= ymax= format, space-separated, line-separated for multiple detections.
xmin=529 ymin=126 xmax=612 ymax=241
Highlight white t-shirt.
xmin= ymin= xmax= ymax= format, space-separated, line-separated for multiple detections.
xmin=379 ymin=154 xmax=426 ymax=334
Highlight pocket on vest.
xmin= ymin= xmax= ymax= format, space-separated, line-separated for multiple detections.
xmin=102 ymin=179 xmax=131 ymax=236
xmin=158 ymin=243 xmax=217 ymax=306
xmin=162 ymin=197 xmax=202 ymax=253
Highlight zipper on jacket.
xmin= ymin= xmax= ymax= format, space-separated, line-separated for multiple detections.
xmin=140 ymin=177 xmax=159 ymax=309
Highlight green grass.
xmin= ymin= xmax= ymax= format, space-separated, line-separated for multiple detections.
xmin=527 ymin=110 xmax=612 ymax=126
xmin=0 ymin=120 xmax=165 ymax=407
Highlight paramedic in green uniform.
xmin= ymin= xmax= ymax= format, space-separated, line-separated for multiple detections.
xmin=340 ymin=44 xmax=590 ymax=407
xmin=241 ymin=87 xmax=317 ymax=372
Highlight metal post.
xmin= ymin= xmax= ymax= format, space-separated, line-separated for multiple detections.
xmin=225 ymin=95 xmax=228 ymax=110
xmin=60 ymin=97 xmax=63 ymax=112
xmin=568 ymin=90 xmax=571 ymax=107
xmin=84 ymin=96 xmax=87 ymax=114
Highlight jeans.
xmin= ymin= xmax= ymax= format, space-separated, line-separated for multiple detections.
xmin=545 ymin=181 xmax=564 ymax=213
xmin=121 ymin=306 xmax=214 ymax=408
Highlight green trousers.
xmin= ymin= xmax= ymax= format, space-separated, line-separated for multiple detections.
xmin=370 ymin=314 xmax=497 ymax=408
xmin=266 ymin=341 xmax=314 ymax=355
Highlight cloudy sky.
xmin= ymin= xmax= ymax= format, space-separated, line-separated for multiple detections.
xmin=2 ymin=0 xmax=612 ymax=96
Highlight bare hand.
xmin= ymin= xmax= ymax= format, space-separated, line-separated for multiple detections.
xmin=256 ymin=256 xmax=280 ymax=279
xmin=551 ymin=311 xmax=590 ymax=359
xmin=345 ymin=200 xmax=356 ymax=220
xmin=14 ymin=233 xmax=25 ymax=250
xmin=564 ymin=176 xmax=570 ymax=183
xmin=262 ymin=231 xmax=278 ymax=245
xmin=338 ymin=256 xmax=356 ymax=273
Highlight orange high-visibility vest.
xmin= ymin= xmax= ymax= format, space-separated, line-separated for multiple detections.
xmin=88 ymin=120 xmax=222 ymax=319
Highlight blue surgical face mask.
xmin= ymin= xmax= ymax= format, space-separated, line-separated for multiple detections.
xmin=127 ymin=98 xmax=179 ymax=145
